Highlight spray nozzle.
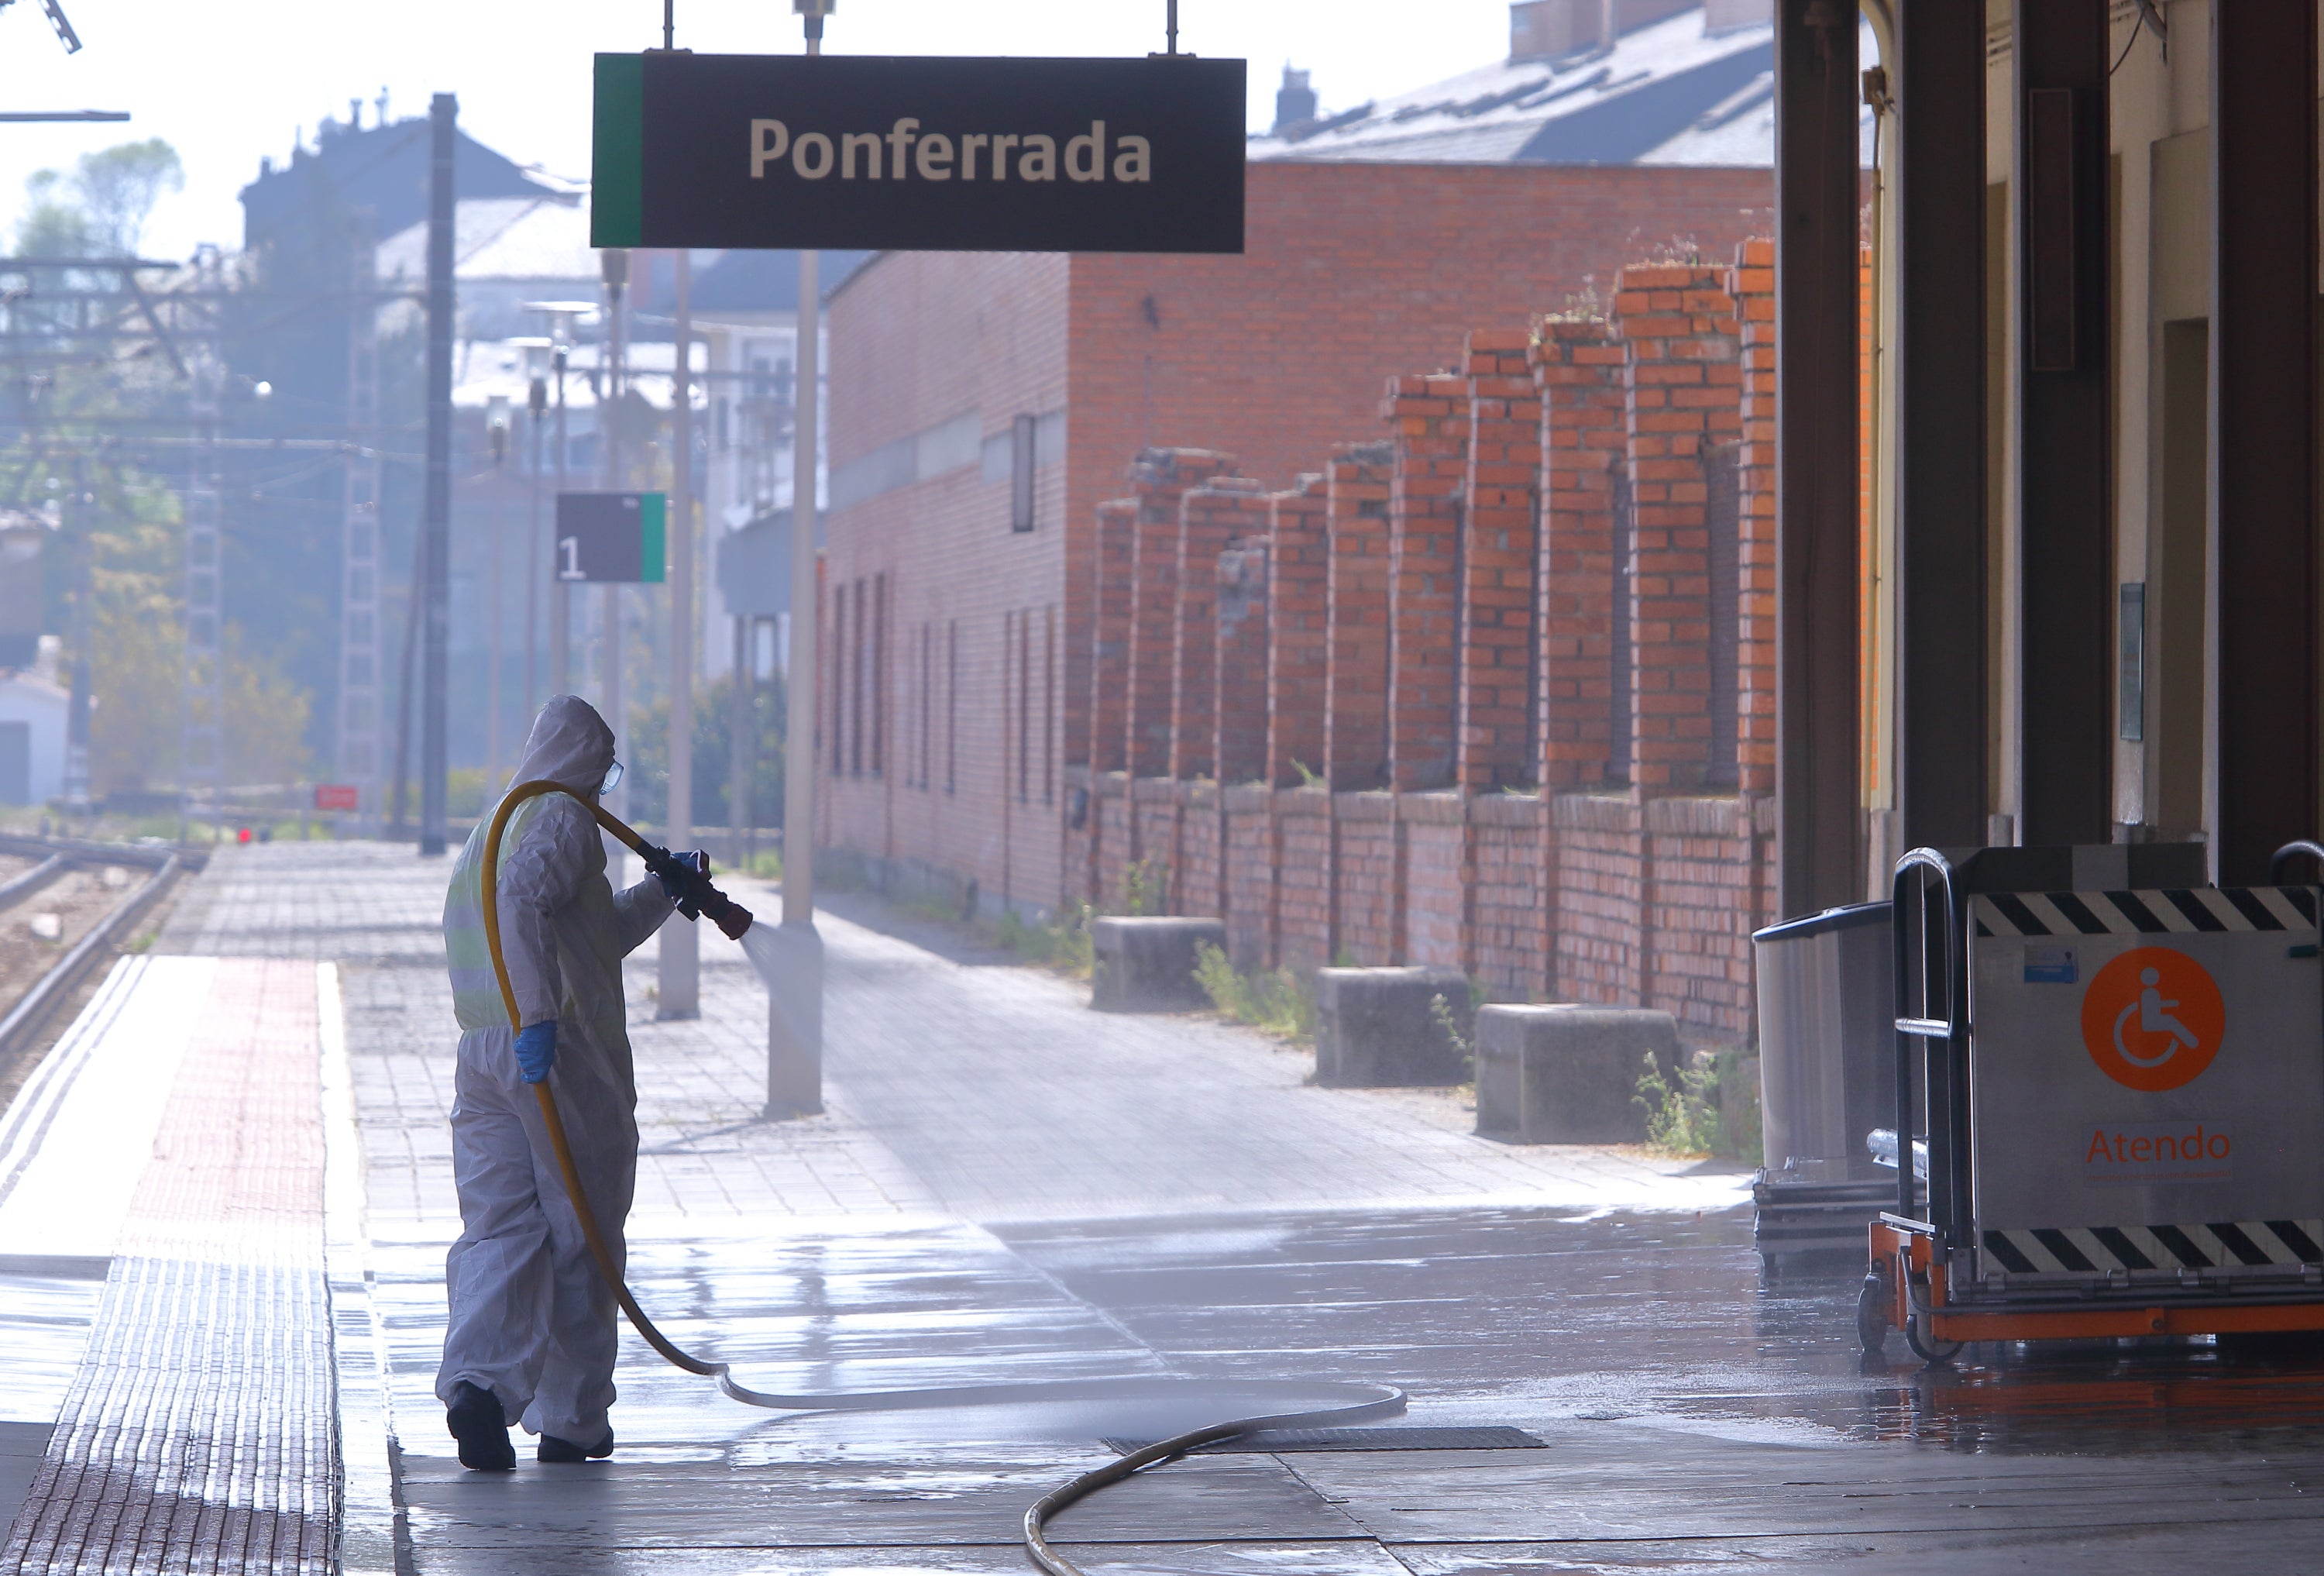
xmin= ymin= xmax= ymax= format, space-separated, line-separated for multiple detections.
xmin=641 ymin=843 xmax=754 ymax=941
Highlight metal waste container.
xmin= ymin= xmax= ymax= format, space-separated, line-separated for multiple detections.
xmin=1751 ymin=901 xmax=1896 ymax=1258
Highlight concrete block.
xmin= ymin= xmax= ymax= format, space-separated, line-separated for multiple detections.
xmin=1090 ymin=917 xmax=1226 ymax=1013
xmin=1473 ymin=1005 xmax=1679 ymax=1143
xmin=1313 ymin=966 xmax=1473 ymax=1088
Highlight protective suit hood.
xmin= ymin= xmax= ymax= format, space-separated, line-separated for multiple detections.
xmin=510 ymin=695 xmax=615 ymax=797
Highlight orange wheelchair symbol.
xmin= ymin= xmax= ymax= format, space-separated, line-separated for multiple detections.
xmin=2080 ymin=948 xmax=2224 ymax=1093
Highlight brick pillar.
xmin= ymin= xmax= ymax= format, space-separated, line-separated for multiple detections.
xmin=1086 ymin=497 xmax=1136 ymax=774
xmin=1325 ymin=442 xmax=1394 ymax=791
xmin=1214 ymin=536 xmax=1271 ymax=785
xmin=1730 ymin=239 xmax=1777 ymax=796
xmin=1532 ymin=318 xmax=1629 ymax=791
xmin=1457 ymin=329 xmax=1544 ymax=792
xmin=1171 ymin=480 xmax=1268 ymax=781
xmin=1266 ymin=474 xmax=1329 ymax=788
xmin=1124 ymin=449 xmax=1232 ymax=780
xmin=1384 ymin=373 xmax=1467 ymax=790
xmin=1614 ymin=262 xmax=1741 ymax=797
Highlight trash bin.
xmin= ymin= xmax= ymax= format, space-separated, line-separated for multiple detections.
xmin=1750 ymin=900 xmax=1896 ymax=1260
xmin=1753 ymin=900 xmax=1895 ymax=1179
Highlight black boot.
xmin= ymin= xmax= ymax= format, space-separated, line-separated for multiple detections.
xmin=537 ymin=1429 xmax=615 ymax=1464
xmin=445 ymin=1382 xmax=515 ymax=1471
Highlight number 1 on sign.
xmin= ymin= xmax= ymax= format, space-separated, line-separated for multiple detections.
xmin=558 ymin=536 xmax=583 ymax=580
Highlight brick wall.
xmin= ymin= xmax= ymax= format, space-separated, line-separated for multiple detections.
xmin=1731 ymin=240 xmax=1777 ymax=793
xmin=1472 ymin=793 xmax=1552 ymax=998
xmin=1384 ymin=373 xmax=1468 ymax=792
xmin=1614 ymin=263 xmax=1741 ymax=796
xmin=1126 ymin=451 xmax=1233 ymax=779
xmin=1173 ymin=480 xmax=1270 ymax=782
xmin=1266 ymin=476 xmax=1330 ymax=789
xmin=1215 ymin=535 xmax=1272 ymax=786
xmin=1049 ymin=238 xmax=1831 ymax=1045
xmin=1223 ymin=786 xmax=1274 ymax=969
xmin=1532 ymin=319 xmax=1628 ymax=792
xmin=1085 ymin=497 xmax=1137 ymax=775
xmin=1332 ymin=797 xmax=1399 ymax=967
xmin=1276 ymin=790 xmax=1334 ymax=972
xmin=1325 ymin=445 xmax=1394 ymax=791
xmin=1458 ymin=330 xmax=1545 ymax=793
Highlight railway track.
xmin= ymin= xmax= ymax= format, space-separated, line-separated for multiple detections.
xmin=0 ymin=838 xmax=194 ymax=1073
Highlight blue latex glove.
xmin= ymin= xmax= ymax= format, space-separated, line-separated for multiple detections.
xmin=514 ymin=1020 xmax=558 ymax=1084
xmin=655 ymin=849 xmax=710 ymax=905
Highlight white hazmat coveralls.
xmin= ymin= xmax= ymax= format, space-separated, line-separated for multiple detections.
xmin=435 ymin=696 xmax=674 ymax=1445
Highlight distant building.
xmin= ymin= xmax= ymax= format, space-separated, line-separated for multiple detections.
xmin=817 ymin=153 xmax=1772 ymax=917
xmin=0 ymin=638 xmax=68 ymax=807
xmin=1244 ymin=0 xmax=1874 ymax=169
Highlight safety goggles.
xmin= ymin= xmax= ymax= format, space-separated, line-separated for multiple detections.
xmin=599 ymin=759 xmax=625 ymax=796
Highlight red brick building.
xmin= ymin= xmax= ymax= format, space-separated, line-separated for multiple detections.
xmin=818 ymin=158 xmax=1772 ymax=945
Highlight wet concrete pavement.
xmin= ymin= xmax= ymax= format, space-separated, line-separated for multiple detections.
xmin=9 ymin=841 xmax=2324 ymax=1571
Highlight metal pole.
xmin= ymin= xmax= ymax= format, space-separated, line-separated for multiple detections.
xmin=487 ymin=442 xmax=504 ymax=787
xmin=661 ymin=247 xmax=700 ymax=1017
xmin=601 ymin=249 xmax=629 ymax=821
xmin=526 ymin=376 xmax=545 ymax=722
xmin=553 ymin=343 xmax=570 ymax=691
xmin=768 ymin=0 xmax=830 ymax=1118
xmin=731 ymin=614 xmax=749 ymax=866
xmin=63 ymin=457 xmax=90 ymax=816
xmin=418 ymin=91 xmax=456 ymax=858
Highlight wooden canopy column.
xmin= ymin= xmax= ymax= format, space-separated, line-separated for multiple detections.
xmin=1774 ymin=0 xmax=1861 ymax=915
xmin=2213 ymin=2 xmax=2320 ymax=883
xmin=2013 ymin=0 xmax=2111 ymax=848
xmin=1893 ymin=0 xmax=1986 ymax=852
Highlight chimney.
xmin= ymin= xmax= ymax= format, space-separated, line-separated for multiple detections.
xmin=1272 ymin=65 xmax=1318 ymax=136
xmin=1509 ymin=0 xmax=1611 ymax=62
xmin=1511 ymin=0 xmax=1707 ymax=60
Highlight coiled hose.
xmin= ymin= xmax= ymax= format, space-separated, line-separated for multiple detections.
xmin=478 ymin=779 xmax=1406 ymax=1574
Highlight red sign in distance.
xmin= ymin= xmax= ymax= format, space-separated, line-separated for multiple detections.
xmin=314 ymin=784 xmax=360 ymax=812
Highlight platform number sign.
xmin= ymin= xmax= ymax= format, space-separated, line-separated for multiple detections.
xmin=555 ymin=492 xmax=666 ymax=583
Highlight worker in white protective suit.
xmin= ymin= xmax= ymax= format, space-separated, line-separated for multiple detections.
xmin=434 ymin=695 xmax=704 ymax=1469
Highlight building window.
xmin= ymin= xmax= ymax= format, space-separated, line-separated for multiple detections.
xmin=1010 ymin=413 xmax=1037 ymax=532
xmin=851 ymin=577 xmax=867 ymax=777
xmin=918 ymin=621 xmax=932 ymax=790
xmin=1015 ymin=611 xmax=1031 ymax=803
xmin=871 ymin=573 xmax=887 ymax=779
xmin=830 ymin=584 xmax=847 ymax=779
xmin=1043 ymin=604 xmax=1055 ymax=806
xmin=945 ymin=618 xmax=958 ymax=795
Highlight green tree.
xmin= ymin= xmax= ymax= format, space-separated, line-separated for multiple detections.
xmin=625 ymin=673 xmax=787 ymax=832
xmin=15 ymin=139 xmax=182 ymax=256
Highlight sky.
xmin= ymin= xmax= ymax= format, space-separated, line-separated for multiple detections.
xmin=0 ymin=0 xmax=1508 ymax=260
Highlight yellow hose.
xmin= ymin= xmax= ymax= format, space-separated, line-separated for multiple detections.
xmin=474 ymin=778 xmax=1404 ymax=1572
xmin=480 ymin=779 xmax=724 ymax=1376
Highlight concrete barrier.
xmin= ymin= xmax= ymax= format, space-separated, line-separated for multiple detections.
xmin=1473 ymin=1005 xmax=1679 ymax=1143
xmin=1090 ymin=916 xmax=1226 ymax=1012
xmin=1313 ymin=966 xmax=1473 ymax=1087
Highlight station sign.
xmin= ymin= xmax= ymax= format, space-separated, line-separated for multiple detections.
xmin=555 ymin=492 xmax=667 ymax=584
xmin=591 ymin=52 xmax=1246 ymax=254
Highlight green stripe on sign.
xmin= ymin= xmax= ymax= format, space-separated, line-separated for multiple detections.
xmin=639 ymin=492 xmax=666 ymax=582
xmin=591 ymin=54 xmax=645 ymax=247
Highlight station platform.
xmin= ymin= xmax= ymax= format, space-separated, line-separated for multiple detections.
xmin=5 ymin=842 xmax=2324 ymax=1573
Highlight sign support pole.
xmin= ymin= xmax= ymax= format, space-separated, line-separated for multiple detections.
xmin=661 ymin=246 xmax=700 ymax=1017
xmin=768 ymin=0 xmax=829 ymax=1119
xmin=419 ymin=91 xmax=456 ymax=859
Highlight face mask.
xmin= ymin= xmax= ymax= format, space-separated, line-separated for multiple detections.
xmin=599 ymin=759 xmax=625 ymax=797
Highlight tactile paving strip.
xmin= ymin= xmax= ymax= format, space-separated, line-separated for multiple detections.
xmin=1103 ymin=1424 xmax=1547 ymax=1455
xmin=1 ymin=960 xmax=334 ymax=1574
